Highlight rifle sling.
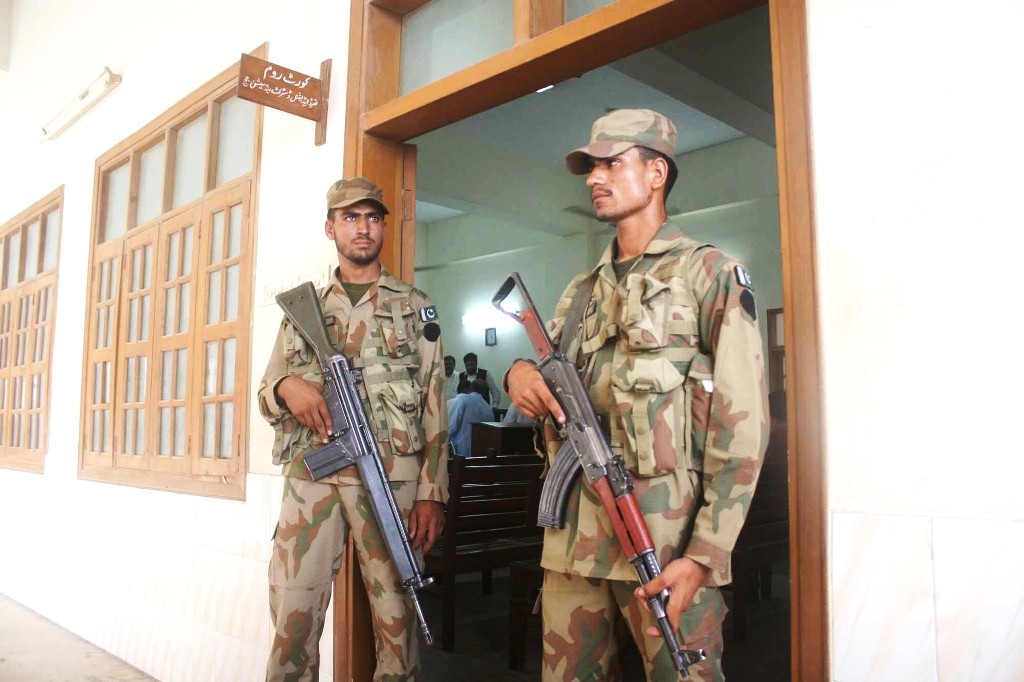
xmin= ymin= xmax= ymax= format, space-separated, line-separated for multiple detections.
xmin=558 ymin=270 xmax=599 ymax=363
xmin=559 ymin=246 xmax=667 ymax=363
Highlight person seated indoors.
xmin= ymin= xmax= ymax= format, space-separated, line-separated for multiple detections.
xmin=447 ymin=379 xmax=495 ymax=457
xmin=503 ymin=402 xmax=535 ymax=426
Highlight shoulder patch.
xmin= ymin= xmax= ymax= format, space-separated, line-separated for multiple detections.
xmin=740 ymin=289 xmax=757 ymax=322
xmin=419 ymin=305 xmax=437 ymax=323
xmin=423 ymin=321 xmax=441 ymax=342
xmin=734 ymin=265 xmax=754 ymax=290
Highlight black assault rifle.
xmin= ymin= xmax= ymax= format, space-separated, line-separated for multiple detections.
xmin=492 ymin=272 xmax=707 ymax=678
xmin=275 ymin=281 xmax=434 ymax=646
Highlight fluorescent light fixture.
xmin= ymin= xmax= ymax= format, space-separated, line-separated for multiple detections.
xmin=462 ymin=306 xmax=516 ymax=331
xmin=40 ymin=67 xmax=122 ymax=141
xmin=535 ymin=84 xmax=554 ymax=93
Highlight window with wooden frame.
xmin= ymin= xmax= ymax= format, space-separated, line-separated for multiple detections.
xmin=79 ymin=49 xmax=264 ymax=498
xmin=0 ymin=188 xmax=63 ymax=474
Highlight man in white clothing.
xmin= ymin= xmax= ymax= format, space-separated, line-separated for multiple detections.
xmin=443 ymin=355 xmax=459 ymax=400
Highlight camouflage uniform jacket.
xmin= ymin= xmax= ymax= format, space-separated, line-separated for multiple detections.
xmin=538 ymin=223 xmax=767 ymax=585
xmin=258 ymin=267 xmax=449 ymax=504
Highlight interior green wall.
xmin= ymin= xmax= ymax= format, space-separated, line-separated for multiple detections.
xmin=415 ymin=136 xmax=782 ymax=406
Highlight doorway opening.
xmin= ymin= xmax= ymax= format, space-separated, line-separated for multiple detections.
xmin=340 ymin=1 xmax=825 ymax=679
xmin=412 ymin=6 xmax=789 ymax=680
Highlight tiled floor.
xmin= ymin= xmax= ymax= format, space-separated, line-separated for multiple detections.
xmin=1 ymin=563 xmax=790 ymax=682
xmin=0 ymin=593 xmax=157 ymax=682
xmin=419 ymin=565 xmax=791 ymax=682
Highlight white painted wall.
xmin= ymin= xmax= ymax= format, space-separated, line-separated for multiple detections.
xmin=670 ymin=136 xmax=779 ymax=215
xmin=9 ymin=0 xmax=1019 ymax=679
xmin=0 ymin=1 xmax=350 ymax=680
xmin=0 ymin=0 xmax=10 ymax=71
xmin=658 ymin=6 xmax=774 ymax=115
xmin=414 ymin=125 xmax=593 ymax=236
xmin=416 ymin=215 xmax=592 ymax=407
xmin=806 ymin=0 xmax=1024 ymax=679
xmin=565 ymin=0 xmax=616 ymax=23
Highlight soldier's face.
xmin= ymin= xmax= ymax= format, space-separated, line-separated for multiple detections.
xmin=326 ymin=201 xmax=386 ymax=266
xmin=585 ymin=148 xmax=655 ymax=223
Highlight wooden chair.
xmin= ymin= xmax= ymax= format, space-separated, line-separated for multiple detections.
xmin=726 ymin=423 xmax=790 ymax=642
xmin=508 ymin=558 xmax=545 ymax=671
xmin=423 ymin=453 xmax=546 ymax=651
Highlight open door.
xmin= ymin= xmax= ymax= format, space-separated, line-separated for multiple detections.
xmin=339 ymin=0 xmax=825 ymax=678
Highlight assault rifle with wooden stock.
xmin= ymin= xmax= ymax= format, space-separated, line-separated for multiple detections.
xmin=492 ymin=272 xmax=707 ymax=678
xmin=275 ymin=281 xmax=435 ymax=646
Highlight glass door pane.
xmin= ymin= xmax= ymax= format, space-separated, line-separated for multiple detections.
xmin=400 ymin=0 xmax=514 ymax=95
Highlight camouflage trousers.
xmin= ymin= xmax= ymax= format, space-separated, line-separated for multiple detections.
xmin=541 ymin=570 xmax=726 ymax=682
xmin=267 ymin=476 xmax=420 ymax=682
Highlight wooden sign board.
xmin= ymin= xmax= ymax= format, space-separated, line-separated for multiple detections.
xmin=238 ymin=53 xmax=332 ymax=144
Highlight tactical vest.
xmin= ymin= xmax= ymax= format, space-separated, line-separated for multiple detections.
xmin=342 ymin=289 xmax=426 ymax=461
xmin=560 ymin=238 xmax=715 ymax=479
xmin=280 ymin=283 xmax=427 ymax=466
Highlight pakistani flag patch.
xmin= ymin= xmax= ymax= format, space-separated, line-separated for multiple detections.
xmin=734 ymin=265 xmax=754 ymax=290
xmin=419 ymin=305 xmax=438 ymax=323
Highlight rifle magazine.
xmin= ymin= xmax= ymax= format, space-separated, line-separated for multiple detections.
xmin=537 ymin=445 xmax=583 ymax=529
xmin=303 ymin=440 xmax=357 ymax=480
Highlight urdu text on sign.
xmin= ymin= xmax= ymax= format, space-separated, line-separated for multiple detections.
xmin=237 ymin=53 xmax=322 ymax=122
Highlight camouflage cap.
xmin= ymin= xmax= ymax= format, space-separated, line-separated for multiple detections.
xmin=326 ymin=176 xmax=390 ymax=215
xmin=565 ymin=109 xmax=678 ymax=175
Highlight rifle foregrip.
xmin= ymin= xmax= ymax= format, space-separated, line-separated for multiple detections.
xmin=519 ymin=309 xmax=554 ymax=359
xmin=537 ymin=446 xmax=584 ymax=529
xmin=616 ymin=494 xmax=655 ymax=552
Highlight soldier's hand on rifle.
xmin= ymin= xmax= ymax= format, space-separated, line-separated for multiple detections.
xmin=276 ymin=376 xmax=333 ymax=443
xmin=634 ymin=557 xmax=710 ymax=635
xmin=507 ymin=361 xmax=565 ymax=424
xmin=408 ymin=500 xmax=445 ymax=552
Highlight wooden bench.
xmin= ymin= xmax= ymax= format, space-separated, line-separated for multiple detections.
xmin=423 ymin=453 xmax=546 ymax=651
xmin=726 ymin=423 xmax=790 ymax=642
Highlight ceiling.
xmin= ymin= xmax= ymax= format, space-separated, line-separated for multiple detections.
xmin=419 ymin=64 xmax=745 ymax=172
xmin=416 ymin=200 xmax=465 ymax=224
xmin=411 ymin=5 xmax=774 ymax=235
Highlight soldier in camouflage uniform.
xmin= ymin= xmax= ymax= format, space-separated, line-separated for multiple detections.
xmin=506 ymin=109 xmax=768 ymax=681
xmin=261 ymin=177 xmax=448 ymax=682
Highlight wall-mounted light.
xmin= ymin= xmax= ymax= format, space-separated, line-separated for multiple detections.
xmin=462 ymin=306 xmax=515 ymax=331
xmin=41 ymin=67 xmax=122 ymax=142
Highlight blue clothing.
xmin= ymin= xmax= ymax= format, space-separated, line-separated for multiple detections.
xmin=448 ymin=392 xmax=494 ymax=457
xmin=503 ymin=403 xmax=534 ymax=426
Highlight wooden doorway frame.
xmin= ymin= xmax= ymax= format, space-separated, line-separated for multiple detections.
xmin=339 ymin=0 xmax=827 ymax=679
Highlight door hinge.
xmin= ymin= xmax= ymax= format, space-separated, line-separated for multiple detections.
xmin=402 ymin=188 xmax=414 ymax=223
